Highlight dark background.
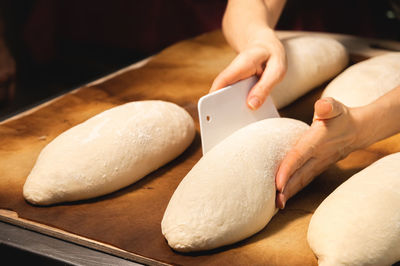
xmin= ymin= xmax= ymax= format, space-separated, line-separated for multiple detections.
xmin=0 ymin=0 xmax=399 ymax=119
xmin=0 ymin=0 xmax=399 ymax=264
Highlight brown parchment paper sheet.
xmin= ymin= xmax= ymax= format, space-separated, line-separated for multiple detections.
xmin=1 ymin=30 xmax=399 ymax=266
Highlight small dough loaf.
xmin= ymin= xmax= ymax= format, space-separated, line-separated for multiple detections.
xmin=161 ymin=118 xmax=309 ymax=252
xmin=23 ymin=101 xmax=195 ymax=205
xmin=321 ymin=52 xmax=400 ymax=107
xmin=307 ymin=152 xmax=400 ymax=266
xmin=271 ymin=36 xmax=349 ymax=108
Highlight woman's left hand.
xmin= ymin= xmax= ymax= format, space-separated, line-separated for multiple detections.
xmin=275 ymin=97 xmax=360 ymax=209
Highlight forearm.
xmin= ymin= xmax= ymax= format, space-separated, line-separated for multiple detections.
xmin=222 ymin=0 xmax=286 ymax=52
xmin=354 ymin=85 xmax=400 ymax=148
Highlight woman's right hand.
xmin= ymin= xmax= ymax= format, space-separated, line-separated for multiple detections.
xmin=209 ymin=28 xmax=286 ymax=110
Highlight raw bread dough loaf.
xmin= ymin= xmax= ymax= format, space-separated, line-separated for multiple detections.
xmin=271 ymin=36 xmax=349 ymax=109
xmin=321 ymin=52 xmax=400 ymax=107
xmin=161 ymin=118 xmax=309 ymax=252
xmin=307 ymin=152 xmax=400 ymax=266
xmin=23 ymin=101 xmax=195 ymax=205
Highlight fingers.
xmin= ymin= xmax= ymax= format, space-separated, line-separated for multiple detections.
xmin=275 ymin=147 xmax=309 ymax=194
xmin=275 ymin=125 xmax=321 ymax=192
xmin=246 ymin=54 xmax=286 ymax=110
xmin=314 ymin=97 xmax=345 ymax=120
xmin=276 ymin=157 xmax=326 ymax=209
xmin=209 ymin=55 xmax=256 ymax=93
xmin=275 ymin=123 xmax=326 ymax=209
xmin=210 ymin=42 xmax=287 ymax=111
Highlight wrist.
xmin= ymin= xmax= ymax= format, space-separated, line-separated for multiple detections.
xmin=351 ymin=106 xmax=378 ymax=149
xmin=245 ymin=26 xmax=277 ymax=50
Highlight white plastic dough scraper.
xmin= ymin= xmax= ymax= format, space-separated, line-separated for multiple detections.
xmin=198 ymin=76 xmax=280 ymax=155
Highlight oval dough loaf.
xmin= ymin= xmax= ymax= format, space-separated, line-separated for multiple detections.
xmin=321 ymin=52 xmax=400 ymax=107
xmin=23 ymin=100 xmax=195 ymax=205
xmin=307 ymin=152 xmax=400 ymax=266
xmin=271 ymin=36 xmax=349 ymax=109
xmin=161 ymin=118 xmax=309 ymax=252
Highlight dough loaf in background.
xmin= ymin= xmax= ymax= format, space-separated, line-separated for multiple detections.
xmin=23 ymin=101 xmax=195 ymax=205
xmin=271 ymin=36 xmax=349 ymax=108
xmin=321 ymin=52 xmax=400 ymax=107
xmin=307 ymin=152 xmax=400 ymax=266
xmin=162 ymin=118 xmax=309 ymax=252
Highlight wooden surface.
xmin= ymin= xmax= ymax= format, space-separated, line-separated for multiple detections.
xmin=0 ymin=30 xmax=399 ymax=266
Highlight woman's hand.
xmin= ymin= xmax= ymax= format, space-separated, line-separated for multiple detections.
xmin=210 ymin=28 xmax=286 ymax=110
xmin=210 ymin=0 xmax=287 ymax=110
xmin=275 ymin=97 xmax=361 ymax=209
xmin=275 ymin=85 xmax=400 ymax=209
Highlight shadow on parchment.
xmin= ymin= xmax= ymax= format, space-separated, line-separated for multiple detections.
xmin=178 ymin=154 xmax=378 ymax=258
xmin=154 ymin=142 xmax=367 ymax=259
xmin=25 ymin=130 xmax=202 ymax=209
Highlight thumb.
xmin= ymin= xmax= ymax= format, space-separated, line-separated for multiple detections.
xmin=314 ymin=97 xmax=346 ymax=120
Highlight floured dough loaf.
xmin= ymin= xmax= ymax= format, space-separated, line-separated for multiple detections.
xmin=161 ymin=118 xmax=309 ymax=252
xmin=321 ymin=52 xmax=400 ymax=107
xmin=271 ymin=36 xmax=349 ymax=108
xmin=23 ymin=100 xmax=195 ymax=205
xmin=307 ymin=152 xmax=400 ymax=266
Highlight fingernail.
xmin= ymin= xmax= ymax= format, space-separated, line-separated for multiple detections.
xmin=277 ymin=193 xmax=286 ymax=209
xmin=248 ymin=97 xmax=260 ymax=110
